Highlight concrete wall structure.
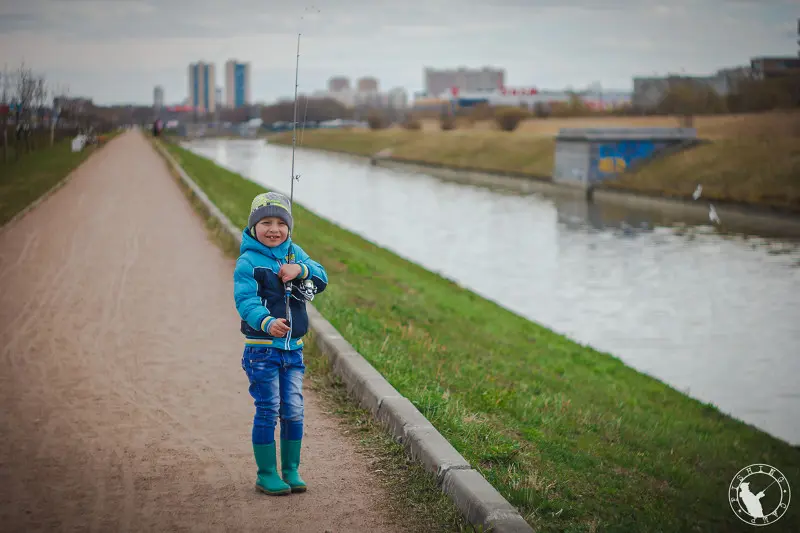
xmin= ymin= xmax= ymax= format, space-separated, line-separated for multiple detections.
xmin=553 ymin=128 xmax=698 ymax=188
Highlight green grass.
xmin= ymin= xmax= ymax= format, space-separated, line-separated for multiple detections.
xmin=159 ymin=138 xmax=800 ymax=532
xmin=0 ymin=133 xmax=121 ymax=226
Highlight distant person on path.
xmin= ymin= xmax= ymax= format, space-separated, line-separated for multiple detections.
xmin=234 ymin=192 xmax=328 ymax=495
xmin=739 ymin=482 xmax=765 ymax=518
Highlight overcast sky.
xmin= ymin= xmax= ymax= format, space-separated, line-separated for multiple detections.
xmin=0 ymin=0 xmax=797 ymax=106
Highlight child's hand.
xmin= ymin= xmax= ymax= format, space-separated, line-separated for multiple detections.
xmin=278 ymin=264 xmax=302 ymax=282
xmin=268 ymin=318 xmax=290 ymax=337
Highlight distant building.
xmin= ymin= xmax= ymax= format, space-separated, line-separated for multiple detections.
xmin=327 ymin=90 xmax=357 ymax=108
xmin=357 ymin=77 xmax=379 ymax=92
xmin=153 ymin=86 xmax=164 ymax=110
xmin=188 ymin=62 xmax=216 ymax=114
xmin=424 ymin=67 xmax=505 ymax=98
xmin=632 ymin=67 xmax=752 ymax=110
xmin=750 ymin=56 xmax=800 ymax=80
xmin=387 ymin=87 xmax=408 ymax=109
xmin=216 ymin=87 xmax=223 ymax=107
xmin=225 ymin=60 xmax=252 ymax=108
xmin=328 ymin=76 xmax=350 ymax=92
xmin=354 ymin=91 xmax=386 ymax=108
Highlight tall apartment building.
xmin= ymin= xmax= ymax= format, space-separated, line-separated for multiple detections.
xmin=225 ymin=60 xmax=251 ymax=108
xmin=424 ymin=67 xmax=505 ymax=97
xmin=153 ymin=86 xmax=164 ymax=110
xmin=188 ymin=62 xmax=216 ymax=114
xmin=357 ymin=77 xmax=379 ymax=92
xmin=328 ymin=76 xmax=350 ymax=92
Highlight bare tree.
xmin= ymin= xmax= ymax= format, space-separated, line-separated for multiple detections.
xmin=1 ymin=65 xmax=11 ymax=162
xmin=50 ymin=82 xmax=70 ymax=147
xmin=14 ymin=63 xmax=37 ymax=155
xmin=31 ymin=75 xmax=47 ymax=149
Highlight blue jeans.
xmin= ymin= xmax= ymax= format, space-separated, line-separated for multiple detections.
xmin=241 ymin=345 xmax=305 ymax=444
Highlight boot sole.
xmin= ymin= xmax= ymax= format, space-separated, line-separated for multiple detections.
xmin=290 ymin=486 xmax=307 ymax=493
xmin=255 ymin=484 xmax=291 ymax=496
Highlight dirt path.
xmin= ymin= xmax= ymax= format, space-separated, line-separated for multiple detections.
xmin=0 ymin=130 xmax=400 ymax=533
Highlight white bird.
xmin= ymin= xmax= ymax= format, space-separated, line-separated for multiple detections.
xmin=693 ymin=184 xmax=703 ymax=200
xmin=709 ymin=204 xmax=720 ymax=224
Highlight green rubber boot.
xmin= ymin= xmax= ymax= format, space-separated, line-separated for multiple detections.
xmin=280 ymin=439 xmax=307 ymax=493
xmin=253 ymin=442 xmax=291 ymax=495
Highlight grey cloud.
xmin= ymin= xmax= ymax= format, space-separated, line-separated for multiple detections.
xmin=0 ymin=13 xmax=42 ymax=31
xmin=1 ymin=0 xmax=792 ymax=106
xmin=0 ymin=0 xmax=690 ymax=40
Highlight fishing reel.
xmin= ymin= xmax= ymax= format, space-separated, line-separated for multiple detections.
xmin=289 ymin=278 xmax=318 ymax=302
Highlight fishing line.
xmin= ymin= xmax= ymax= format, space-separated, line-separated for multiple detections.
xmin=283 ymin=6 xmax=321 ymax=346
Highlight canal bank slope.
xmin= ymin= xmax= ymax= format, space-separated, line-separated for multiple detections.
xmin=159 ymin=138 xmax=800 ymax=532
xmin=268 ymin=111 xmax=800 ymax=216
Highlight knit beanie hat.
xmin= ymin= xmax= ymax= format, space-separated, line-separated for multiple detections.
xmin=248 ymin=192 xmax=293 ymax=233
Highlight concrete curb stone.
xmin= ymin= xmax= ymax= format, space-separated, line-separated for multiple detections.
xmin=376 ymin=396 xmax=435 ymax=443
xmin=443 ymin=469 xmax=534 ymax=533
xmin=406 ymin=426 xmax=471 ymax=483
xmin=152 ymin=138 xmax=534 ymax=533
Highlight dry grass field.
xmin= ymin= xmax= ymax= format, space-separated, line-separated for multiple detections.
xmin=270 ymin=111 xmax=800 ymax=212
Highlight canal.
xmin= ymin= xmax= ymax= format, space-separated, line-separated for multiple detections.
xmin=183 ymin=138 xmax=800 ymax=446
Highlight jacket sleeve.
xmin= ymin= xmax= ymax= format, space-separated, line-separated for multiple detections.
xmin=293 ymin=245 xmax=328 ymax=294
xmin=233 ymin=256 xmax=275 ymax=333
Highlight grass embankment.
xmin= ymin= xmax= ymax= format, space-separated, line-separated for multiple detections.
xmin=274 ymin=128 xmax=557 ymax=178
xmin=0 ymin=131 xmax=122 ymax=227
xmin=270 ymin=111 xmax=800 ymax=213
xmin=160 ymin=140 xmax=800 ymax=532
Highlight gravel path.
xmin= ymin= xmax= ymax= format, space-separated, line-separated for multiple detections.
xmin=0 ymin=130 xmax=400 ymax=533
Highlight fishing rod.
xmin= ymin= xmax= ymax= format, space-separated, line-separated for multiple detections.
xmin=289 ymin=32 xmax=301 ymax=210
xmin=283 ymin=30 xmax=317 ymax=347
xmin=283 ymin=32 xmax=301 ymax=344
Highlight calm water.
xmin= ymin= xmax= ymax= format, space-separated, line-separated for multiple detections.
xmin=184 ymin=138 xmax=800 ymax=445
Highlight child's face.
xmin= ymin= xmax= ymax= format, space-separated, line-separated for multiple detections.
xmin=254 ymin=217 xmax=288 ymax=247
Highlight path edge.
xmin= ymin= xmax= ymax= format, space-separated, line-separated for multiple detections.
xmin=150 ymin=136 xmax=535 ymax=533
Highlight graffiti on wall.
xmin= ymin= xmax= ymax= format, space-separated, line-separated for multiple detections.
xmin=596 ymin=141 xmax=659 ymax=175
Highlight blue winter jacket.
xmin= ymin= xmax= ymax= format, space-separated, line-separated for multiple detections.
xmin=234 ymin=228 xmax=328 ymax=350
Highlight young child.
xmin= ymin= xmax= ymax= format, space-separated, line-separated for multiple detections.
xmin=233 ymin=191 xmax=328 ymax=495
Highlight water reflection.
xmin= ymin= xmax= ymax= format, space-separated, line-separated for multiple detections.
xmin=184 ymin=139 xmax=800 ymax=445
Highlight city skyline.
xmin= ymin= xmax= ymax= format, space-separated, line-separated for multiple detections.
xmin=0 ymin=0 xmax=797 ymax=106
